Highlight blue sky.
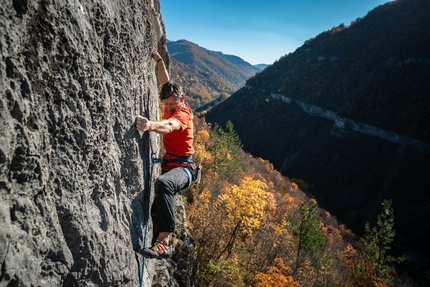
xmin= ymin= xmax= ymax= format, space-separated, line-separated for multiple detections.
xmin=160 ymin=0 xmax=391 ymax=65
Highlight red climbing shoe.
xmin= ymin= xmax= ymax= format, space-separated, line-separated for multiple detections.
xmin=140 ymin=240 xmax=171 ymax=259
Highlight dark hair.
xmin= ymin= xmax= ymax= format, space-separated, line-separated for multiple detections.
xmin=159 ymin=80 xmax=183 ymax=100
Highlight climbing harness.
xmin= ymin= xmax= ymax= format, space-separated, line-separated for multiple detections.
xmin=162 ymin=153 xmax=202 ymax=189
xmin=140 ymin=155 xmax=162 ymax=287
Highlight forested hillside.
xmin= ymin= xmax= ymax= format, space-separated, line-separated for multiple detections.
xmin=167 ymin=40 xmax=259 ymax=111
xmin=247 ymin=0 xmax=430 ymax=144
xmin=186 ymin=118 xmax=413 ymax=286
xmin=205 ymin=0 xmax=430 ymax=282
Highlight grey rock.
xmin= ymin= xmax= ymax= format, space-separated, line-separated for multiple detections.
xmin=0 ymin=0 xmax=193 ymax=286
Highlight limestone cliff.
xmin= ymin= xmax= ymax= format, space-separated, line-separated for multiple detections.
xmin=0 ymin=0 xmax=193 ymax=286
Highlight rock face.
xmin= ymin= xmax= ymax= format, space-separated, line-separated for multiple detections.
xmin=0 ymin=0 xmax=193 ymax=286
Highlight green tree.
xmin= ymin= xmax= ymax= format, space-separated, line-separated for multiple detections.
xmin=287 ymin=201 xmax=329 ymax=273
xmin=352 ymin=199 xmax=404 ymax=286
xmin=207 ymin=120 xmax=244 ymax=177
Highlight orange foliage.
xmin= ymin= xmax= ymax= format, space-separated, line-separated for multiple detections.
xmin=342 ymin=244 xmax=389 ymax=287
xmin=254 ymin=258 xmax=299 ymax=287
xmin=194 ymin=129 xmax=214 ymax=167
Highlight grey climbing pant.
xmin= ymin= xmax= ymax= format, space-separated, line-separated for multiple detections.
xmin=154 ymin=167 xmax=190 ymax=232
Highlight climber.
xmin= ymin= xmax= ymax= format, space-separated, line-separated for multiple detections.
xmin=135 ymin=51 xmax=197 ymax=259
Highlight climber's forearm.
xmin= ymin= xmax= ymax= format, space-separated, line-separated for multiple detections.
xmin=156 ymin=59 xmax=169 ymax=86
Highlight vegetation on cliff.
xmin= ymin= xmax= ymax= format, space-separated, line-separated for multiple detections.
xmin=184 ymin=119 xmax=411 ymax=286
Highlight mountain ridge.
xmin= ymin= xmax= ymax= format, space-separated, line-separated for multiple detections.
xmin=167 ymin=39 xmax=260 ymax=111
xmin=245 ymin=0 xmax=430 ymax=144
xmin=253 ymin=63 xmax=268 ymax=70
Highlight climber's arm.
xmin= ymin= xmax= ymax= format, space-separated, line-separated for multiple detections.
xmin=135 ymin=115 xmax=180 ymax=134
xmin=152 ymin=51 xmax=169 ymax=86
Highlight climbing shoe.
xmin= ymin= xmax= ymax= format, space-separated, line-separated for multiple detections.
xmin=140 ymin=240 xmax=171 ymax=259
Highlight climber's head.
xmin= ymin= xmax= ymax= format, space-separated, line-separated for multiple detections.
xmin=159 ymin=80 xmax=185 ymax=114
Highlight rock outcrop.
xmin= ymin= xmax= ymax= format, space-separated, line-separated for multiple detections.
xmin=270 ymin=92 xmax=430 ymax=154
xmin=0 ymin=0 xmax=193 ymax=286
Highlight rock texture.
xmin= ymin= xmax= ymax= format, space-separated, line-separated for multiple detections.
xmin=0 ymin=0 xmax=193 ymax=286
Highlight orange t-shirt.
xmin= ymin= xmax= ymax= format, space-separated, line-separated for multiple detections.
xmin=163 ymin=102 xmax=194 ymax=156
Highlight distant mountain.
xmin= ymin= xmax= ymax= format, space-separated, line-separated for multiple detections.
xmin=167 ymin=39 xmax=259 ymax=112
xmin=206 ymin=0 xmax=430 ymax=276
xmin=253 ymin=64 xmax=268 ymax=70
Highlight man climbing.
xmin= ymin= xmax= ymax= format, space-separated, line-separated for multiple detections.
xmin=135 ymin=51 xmax=195 ymax=259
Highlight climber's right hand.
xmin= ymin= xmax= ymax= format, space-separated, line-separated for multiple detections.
xmin=135 ymin=115 xmax=150 ymax=132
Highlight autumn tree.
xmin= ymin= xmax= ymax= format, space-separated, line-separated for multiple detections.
xmin=188 ymin=121 xmax=267 ymax=286
xmin=254 ymin=258 xmax=299 ymax=287
xmin=215 ymin=176 xmax=268 ymax=260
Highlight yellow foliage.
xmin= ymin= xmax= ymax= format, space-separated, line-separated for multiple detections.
xmin=194 ymin=148 xmax=213 ymax=166
xmin=274 ymin=220 xmax=289 ymax=235
xmin=193 ymin=129 xmax=215 ymax=169
xmin=196 ymin=129 xmax=210 ymax=145
xmin=217 ymin=176 xmax=268 ymax=236
xmin=226 ymin=152 xmax=232 ymax=160
xmin=200 ymin=187 xmax=212 ymax=204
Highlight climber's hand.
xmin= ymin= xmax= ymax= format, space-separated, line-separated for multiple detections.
xmin=135 ymin=115 xmax=150 ymax=132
